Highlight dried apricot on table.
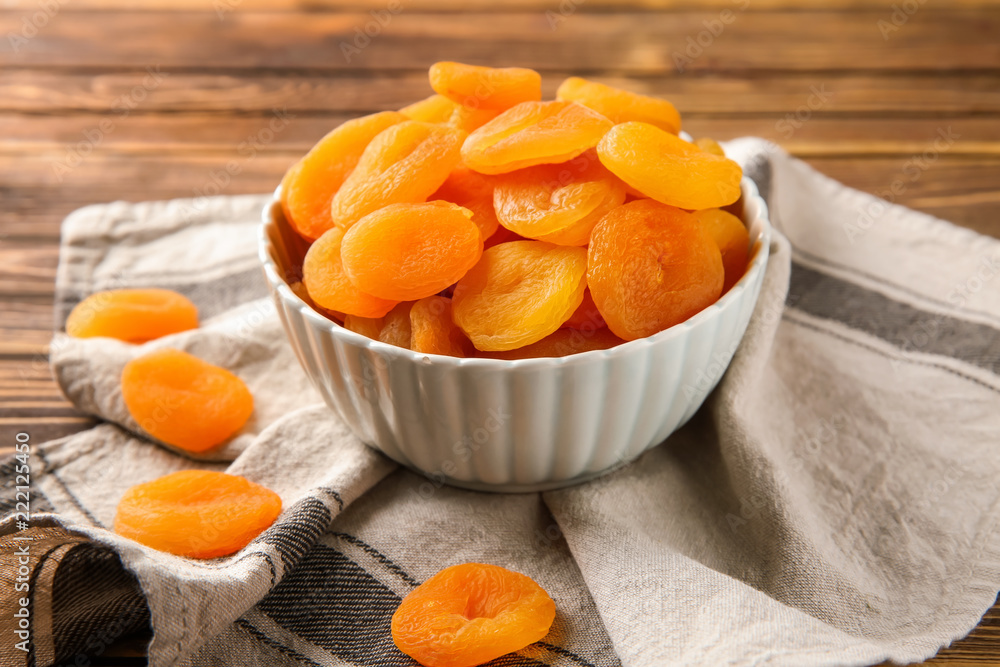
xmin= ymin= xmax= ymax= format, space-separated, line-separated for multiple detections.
xmin=330 ymin=121 xmax=465 ymax=231
xmin=493 ymin=150 xmax=625 ymax=246
xmin=597 ymin=121 xmax=742 ymax=209
xmin=431 ymin=167 xmax=500 ymax=239
xmin=692 ymin=207 xmax=750 ymax=293
xmin=453 ymin=240 xmax=586 ymax=351
xmin=462 ymin=101 xmax=613 ymax=175
xmin=391 ymin=562 xmax=555 ymax=667
xmin=482 ymin=327 xmax=624 ymax=360
xmin=114 ymin=470 xmax=281 ymax=559
xmin=121 ymin=348 xmax=254 ymax=453
xmin=429 ymin=61 xmax=542 ymax=111
xmin=588 ymin=199 xmax=724 ymax=340
xmin=556 ymin=76 xmax=681 ymax=134
xmin=66 ymin=288 xmax=198 ymax=343
xmin=410 ymin=296 xmax=473 ymax=357
xmin=281 ymin=111 xmax=405 ymax=240
xmin=302 ymin=226 xmax=398 ymax=318
xmin=341 ymin=201 xmax=483 ymax=301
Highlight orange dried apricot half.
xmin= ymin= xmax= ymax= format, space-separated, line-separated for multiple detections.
xmin=453 ymin=240 xmax=586 ymax=351
xmin=410 ymin=296 xmax=473 ymax=357
xmin=588 ymin=199 xmax=724 ymax=340
xmin=692 ymin=208 xmax=750 ymax=293
xmin=482 ymin=327 xmax=624 ymax=360
xmin=302 ymin=226 xmax=398 ymax=318
xmin=341 ymin=201 xmax=483 ymax=301
xmin=493 ymin=150 xmax=625 ymax=246
xmin=343 ymin=314 xmax=384 ymax=340
xmin=121 ymin=348 xmax=254 ymax=453
xmin=431 ymin=167 xmax=500 ymax=239
xmin=378 ymin=302 xmax=413 ymax=349
xmin=695 ymin=136 xmax=725 ymax=156
xmin=114 ymin=470 xmax=281 ymax=559
xmin=401 ymin=94 xmax=459 ymax=124
xmin=391 ymin=562 xmax=555 ymax=667
xmin=556 ymin=76 xmax=681 ymax=134
xmin=66 ymin=288 xmax=198 ymax=343
xmin=281 ymin=111 xmax=405 ymax=240
xmin=462 ymin=101 xmax=613 ymax=175
xmin=597 ymin=121 xmax=742 ymax=209
xmin=330 ymin=121 xmax=465 ymax=231
xmin=429 ymin=61 xmax=542 ymax=111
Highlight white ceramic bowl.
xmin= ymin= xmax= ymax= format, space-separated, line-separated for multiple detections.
xmin=259 ymin=179 xmax=771 ymax=492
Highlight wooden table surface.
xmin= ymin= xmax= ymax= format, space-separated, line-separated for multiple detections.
xmin=2 ymin=1 xmax=998 ymax=665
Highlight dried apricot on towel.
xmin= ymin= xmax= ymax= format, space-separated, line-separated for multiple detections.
xmin=429 ymin=61 xmax=542 ymax=111
xmin=597 ymin=121 xmax=742 ymax=209
xmin=453 ymin=241 xmax=586 ymax=351
xmin=462 ymin=101 xmax=613 ymax=175
xmin=66 ymin=288 xmax=198 ymax=343
xmin=556 ymin=76 xmax=681 ymax=134
xmin=281 ymin=111 xmax=405 ymax=240
xmin=340 ymin=201 xmax=483 ymax=301
xmin=121 ymin=348 xmax=254 ymax=453
xmin=114 ymin=470 xmax=281 ymax=559
xmin=588 ymin=199 xmax=723 ymax=340
xmin=303 ymin=226 xmax=398 ymax=318
xmin=331 ymin=121 xmax=465 ymax=231
xmin=391 ymin=562 xmax=555 ymax=667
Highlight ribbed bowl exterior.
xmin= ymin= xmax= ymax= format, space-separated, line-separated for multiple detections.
xmin=259 ymin=179 xmax=771 ymax=492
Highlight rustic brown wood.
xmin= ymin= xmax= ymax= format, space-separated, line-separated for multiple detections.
xmin=2 ymin=11 xmax=999 ymax=73
xmin=1 ymin=3 xmax=998 ymax=666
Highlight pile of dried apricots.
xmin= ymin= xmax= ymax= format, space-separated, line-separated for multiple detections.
xmin=285 ymin=61 xmax=750 ymax=358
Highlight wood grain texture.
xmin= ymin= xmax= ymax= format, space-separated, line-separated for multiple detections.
xmin=0 ymin=3 xmax=998 ymax=666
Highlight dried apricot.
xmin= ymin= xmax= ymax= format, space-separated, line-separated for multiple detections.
xmin=597 ymin=121 xmax=742 ymax=209
xmin=341 ymin=201 xmax=483 ymax=301
xmin=391 ymin=562 xmax=555 ymax=667
xmin=695 ymin=137 xmax=725 ymax=156
xmin=453 ymin=241 xmax=586 ymax=351
xmin=692 ymin=208 xmax=750 ymax=293
xmin=462 ymin=101 xmax=613 ymax=175
xmin=302 ymin=226 xmax=398 ymax=318
xmin=289 ymin=280 xmax=345 ymax=323
xmin=431 ymin=167 xmax=500 ymax=239
xmin=343 ymin=314 xmax=384 ymax=340
xmin=66 ymin=289 xmax=198 ymax=343
xmin=493 ymin=150 xmax=625 ymax=246
xmin=556 ymin=76 xmax=681 ymax=134
xmin=483 ymin=224 xmax=527 ymax=249
xmin=448 ymin=105 xmax=500 ymax=133
xmin=429 ymin=61 xmax=542 ymax=111
xmin=562 ymin=288 xmax=605 ymax=331
xmin=378 ymin=302 xmax=413 ymax=349
xmin=330 ymin=121 xmax=465 ymax=230
xmin=410 ymin=296 xmax=473 ymax=357
xmin=114 ymin=470 xmax=281 ymax=559
xmin=482 ymin=327 xmax=624 ymax=360
xmin=401 ymin=94 xmax=458 ymax=124
xmin=121 ymin=348 xmax=254 ymax=453
xmin=588 ymin=199 xmax=724 ymax=340
xmin=281 ymin=111 xmax=405 ymax=240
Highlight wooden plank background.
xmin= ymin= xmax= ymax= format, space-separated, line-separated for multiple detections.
xmin=0 ymin=1 xmax=998 ymax=664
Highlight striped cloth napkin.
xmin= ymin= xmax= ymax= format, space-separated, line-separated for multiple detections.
xmin=1 ymin=139 xmax=998 ymax=667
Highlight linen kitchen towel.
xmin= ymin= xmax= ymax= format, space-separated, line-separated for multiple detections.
xmin=1 ymin=138 xmax=998 ymax=667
